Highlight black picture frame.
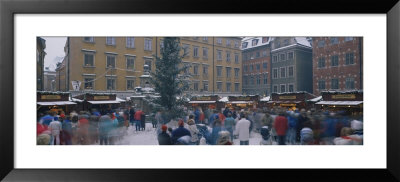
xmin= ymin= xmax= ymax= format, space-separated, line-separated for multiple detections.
xmin=1 ymin=0 xmax=399 ymax=181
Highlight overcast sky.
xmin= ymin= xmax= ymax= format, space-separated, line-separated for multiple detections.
xmin=43 ymin=37 xmax=67 ymax=71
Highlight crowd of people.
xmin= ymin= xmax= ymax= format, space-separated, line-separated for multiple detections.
xmin=36 ymin=105 xmax=363 ymax=146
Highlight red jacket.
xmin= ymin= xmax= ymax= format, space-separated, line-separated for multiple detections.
xmin=274 ymin=115 xmax=288 ymax=136
xmin=134 ymin=110 xmax=143 ymax=121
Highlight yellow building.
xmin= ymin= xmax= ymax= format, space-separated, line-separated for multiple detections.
xmin=56 ymin=37 xmax=242 ymax=97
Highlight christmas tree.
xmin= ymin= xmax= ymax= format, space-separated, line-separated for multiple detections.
xmin=149 ymin=37 xmax=191 ymax=122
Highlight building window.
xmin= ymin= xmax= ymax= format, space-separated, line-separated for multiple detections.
xmin=256 ymin=64 xmax=260 ymax=71
xmin=273 ymin=85 xmax=278 ymax=93
xmin=126 ymin=56 xmax=135 ymax=70
xmin=83 ymin=37 xmax=94 ymax=43
xmin=244 ymin=65 xmax=247 ymax=72
xmin=280 ymin=84 xmax=286 ymax=93
xmin=263 ymin=62 xmax=267 ymax=69
xmin=273 ymin=68 xmax=278 ymax=79
xmin=331 ymin=78 xmax=339 ymax=89
xmin=183 ymin=44 xmax=189 ymax=56
xmin=330 ymin=37 xmax=339 ymax=45
xmin=235 ymin=83 xmax=239 ymax=92
xmin=203 ymin=48 xmax=208 ymax=59
xmin=256 ymin=52 xmax=260 ymax=58
xmin=193 ymin=82 xmax=199 ymax=91
xmin=272 ymin=55 xmax=278 ymax=63
xmin=244 ymin=76 xmax=248 ymax=85
xmin=234 ymin=68 xmax=239 ymax=78
xmin=144 ymin=59 xmax=152 ymax=71
xmin=217 ymin=50 xmax=222 ymax=60
xmin=283 ymin=39 xmax=289 ymax=46
xmin=250 ymin=76 xmax=254 ymax=85
xmin=127 ymin=79 xmax=135 ymax=90
xmin=288 ymin=66 xmax=294 ymax=77
xmin=345 ymin=53 xmax=354 ymax=65
xmin=288 ymin=52 xmax=294 ymax=60
xmin=226 ymin=67 xmax=231 ymax=78
xmin=256 ymin=75 xmax=261 ymax=85
xmin=226 ymin=39 xmax=231 ymax=47
xmin=193 ymin=65 xmax=199 ymax=75
xmin=203 ymin=82 xmax=208 ymax=91
xmin=250 ymin=65 xmax=254 ymax=71
xmin=106 ymin=37 xmax=116 ymax=46
xmin=318 ymin=58 xmax=326 ymax=68
xmin=217 ymin=66 xmax=222 ymax=77
xmin=203 ymin=65 xmax=208 ymax=75
xmin=252 ymin=39 xmax=258 ymax=46
xmin=280 ymin=53 xmax=286 ymax=61
xmin=106 ymin=77 xmax=116 ymax=90
xmin=242 ymin=42 xmax=248 ymax=48
xmin=193 ymin=46 xmax=199 ymax=57
xmin=217 ymin=38 xmax=222 ymax=44
xmin=126 ymin=37 xmax=135 ymax=48
xmin=234 ymin=41 xmax=239 ymax=48
xmin=288 ymin=84 xmax=294 ymax=92
xmin=106 ymin=55 xmax=116 ymax=68
xmin=344 ymin=37 xmax=354 ymax=42
xmin=318 ymin=80 xmax=326 ymax=90
xmin=203 ymin=37 xmax=208 ymax=41
xmin=226 ymin=52 xmax=231 ymax=62
xmin=345 ymin=77 xmax=355 ymax=89
xmin=280 ymin=67 xmax=286 ymax=78
xmin=217 ymin=82 xmax=222 ymax=92
xmin=317 ymin=40 xmax=325 ymax=48
xmin=262 ymin=50 xmax=267 ymax=57
xmin=84 ymin=77 xmax=94 ymax=89
xmin=226 ymin=82 xmax=231 ymax=92
xmin=250 ymin=53 xmax=254 ymax=60
xmin=144 ymin=39 xmax=152 ymax=51
xmin=84 ymin=53 xmax=94 ymax=66
xmin=263 ymin=74 xmax=268 ymax=84
xmin=331 ymin=55 xmax=339 ymax=66
xmin=235 ymin=54 xmax=239 ymax=63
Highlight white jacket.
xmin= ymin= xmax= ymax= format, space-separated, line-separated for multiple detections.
xmin=234 ymin=118 xmax=251 ymax=141
xmin=48 ymin=121 xmax=62 ymax=135
xmin=186 ymin=125 xmax=199 ymax=142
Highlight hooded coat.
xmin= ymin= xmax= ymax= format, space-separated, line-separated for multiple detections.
xmin=234 ymin=118 xmax=251 ymax=141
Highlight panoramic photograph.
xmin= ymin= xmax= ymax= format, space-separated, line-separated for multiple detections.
xmin=36 ymin=36 xmax=363 ymax=145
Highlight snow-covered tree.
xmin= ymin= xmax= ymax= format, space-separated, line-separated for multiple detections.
xmin=149 ymin=37 xmax=190 ymax=122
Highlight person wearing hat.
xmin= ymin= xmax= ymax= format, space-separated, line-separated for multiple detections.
xmin=234 ymin=112 xmax=251 ymax=145
xmin=171 ymin=119 xmax=191 ymax=144
xmin=186 ymin=115 xmax=200 ymax=145
xmin=158 ymin=125 xmax=172 ymax=145
xmin=217 ymin=130 xmax=233 ymax=145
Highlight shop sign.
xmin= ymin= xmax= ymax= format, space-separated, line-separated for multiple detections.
xmin=41 ymin=95 xmax=61 ymax=100
xmin=280 ymin=103 xmax=296 ymax=107
xmin=94 ymin=96 xmax=110 ymax=100
xmin=279 ymin=96 xmax=296 ymax=100
xmin=196 ymin=97 xmax=211 ymax=101
xmin=237 ymin=96 xmax=251 ymax=101
xmin=331 ymin=94 xmax=356 ymax=99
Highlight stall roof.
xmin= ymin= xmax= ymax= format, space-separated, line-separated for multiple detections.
xmin=260 ymin=96 xmax=270 ymax=102
xmin=116 ymin=97 xmax=126 ymax=102
xmin=267 ymin=101 xmax=302 ymax=104
xmin=189 ymin=101 xmax=216 ymax=104
xmin=37 ymin=101 xmax=77 ymax=106
xmin=308 ymin=96 xmax=322 ymax=102
xmin=315 ymin=101 xmax=363 ymax=105
xmin=70 ymin=97 xmax=83 ymax=102
xmin=219 ymin=97 xmax=228 ymax=102
xmin=229 ymin=101 xmax=254 ymax=104
xmin=88 ymin=100 xmax=121 ymax=104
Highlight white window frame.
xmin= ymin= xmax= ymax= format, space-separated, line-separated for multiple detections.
xmin=234 ymin=53 xmax=239 ymax=63
xmin=83 ymin=76 xmax=95 ymax=90
xmin=217 ymin=66 xmax=223 ymax=77
xmin=203 ymin=81 xmax=209 ymax=91
xmin=272 ymin=68 xmax=278 ymax=79
xmin=83 ymin=52 xmax=95 ymax=67
xmin=234 ymin=68 xmax=239 ymax=78
xmin=288 ymin=83 xmax=294 ymax=92
xmin=226 ymin=67 xmax=231 ymax=78
xmin=280 ymin=67 xmax=286 ymax=78
xmin=202 ymin=47 xmax=208 ymax=59
xmin=126 ymin=56 xmax=135 ymax=70
xmin=83 ymin=37 xmax=94 ymax=43
xmin=144 ymin=38 xmax=152 ymax=51
xmin=288 ymin=66 xmax=294 ymax=77
xmin=106 ymin=54 xmax=116 ymax=68
xmin=106 ymin=37 xmax=116 ymax=46
xmin=217 ymin=50 xmax=222 ymax=60
xmin=193 ymin=64 xmax=199 ymax=75
xmin=193 ymin=46 xmax=199 ymax=57
xmin=126 ymin=79 xmax=135 ymax=90
xmin=280 ymin=84 xmax=286 ymax=93
xmin=273 ymin=85 xmax=278 ymax=93
xmin=318 ymin=80 xmax=326 ymax=90
xmin=106 ymin=76 xmax=117 ymax=90
xmin=217 ymin=82 xmax=223 ymax=92
xmin=126 ymin=37 xmax=135 ymax=48
xmin=226 ymin=82 xmax=231 ymax=92
xmin=234 ymin=83 xmax=240 ymax=92
xmin=217 ymin=38 xmax=222 ymax=44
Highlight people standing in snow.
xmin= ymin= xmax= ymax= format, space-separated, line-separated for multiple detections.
xmin=134 ymin=109 xmax=143 ymax=131
xmin=140 ymin=112 xmax=146 ymax=131
xmin=48 ymin=117 xmax=62 ymax=145
xmin=158 ymin=125 xmax=172 ymax=145
xmin=186 ymin=115 xmax=199 ymax=145
xmin=234 ymin=113 xmax=251 ymax=145
xmin=217 ymin=130 xmax=233 ymax=145
xmin=274 ymin=110 xmax=288 ymax=145
xmin=171 ymin=119 xmax=191 ymax=144
xmin=210 ymin=119 xmax=223 ymax=145
xmin=224 ymin=112 xmax=235 ymax=141
xmin=98 ymin=114 xmax=112 ymax=145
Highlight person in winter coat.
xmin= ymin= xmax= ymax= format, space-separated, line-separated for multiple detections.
xmin=48 ymin=117 xmax=62 ymax=145
xmin=140 ymin=112 xmax=146 ymax=131
xmin=186 ymin=115 xmax=200 ymax=145
xmin=194 ymin=108 xmax=201 ymax=124
xmin=99 ymin=115 xmax=113 ymax=145
xmin=234 ymin=113 xmax=251 ymax=145
xmin=274 ymin=110 xmax=288 ymax=145
xmin=37 ymin=119 xmax=46 ymax=136
xmin=223 ymin=107 xmax=232 ymax=118
xmin=296 ymin=109 xmax=309 ymax=142
xmin=208 ymin=110 xmax=219 ymax=127
xmin=286 ymin=111 xmax=298 ymax=145
xmin=134 ymin=109 xmax=143 ymax=131
xmin=171 ymin=120 xmax=191 ymax=144
xmin=217 ymin=130 xmax=233 ymax=145
xmin=77 ymin=114 xmax=90 ymax=145
xmin=210 ymin=119 xmax=223 ymax=145
xmin=199 ymin=109 xmax=205 ymax=124
xmin=40 ymin=111 xmax=54 ymax=128
xmin=333 ymin=127 xmax=354 ymax=145
xmin=300 ymin=127 xmax=314 ymax=145
xmin=129 ymin=107 xmax=136 ymax=126
xmin=158 ymin=125 xmax=172 ymax=145
xmin=224 ymin=112 xmax=235 ymax=141
xmin=349 ymin=120 xmax=363 ymax=145
xmin=62 ymin=116 xmax=73 ymax=145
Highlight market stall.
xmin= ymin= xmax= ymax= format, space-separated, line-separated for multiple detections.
xmin=315 ymin=90 xmax=363 ymax=114
xmin=189 ymin=95 xmax=222 ymax=111
xmin=227 ymin=95 xmax=259 ymax=110
xmin=37 ymin=91 xmax=77 ymax=115
xmin=74 ymin=93 xmax=122 ymax=113
xmin=267 ymin=92 xmax=316 ymax=110
xmin=258 ymin=96 xmax=271 ymax=109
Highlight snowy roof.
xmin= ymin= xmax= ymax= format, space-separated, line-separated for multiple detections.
xmin=294 ymin=37 xmax=311 ymax=47
xmin=241 ymin=37 xmax=273 ymax=50
xmin=219 ymin=97 xmax=229 ymax=102
xmin=141 ymin=87 xmax=155 ymax=92
xmin=321 ymin=90 xmax=363 ymax=94
xmin=69 ymin=97 xmax=83 ymax=102
xmin=260 ymin=96 xmax=270 ymax=102
xmin=37 ymin=101 xmax=77 ymax=106
xmin=308 ymin=96 xmax=322 ymax=102
xmin=189 ymin=101 xmax=216 ymax=104
xmin=315 ymin=101 xmax=363 ymax=106
xmin=88 ymin=100 xmax=120 ymax=104
xmin=140 ymin=75 xmax=151 ymax=78
xmin=116 ymin=97 xmax=126 ymax=102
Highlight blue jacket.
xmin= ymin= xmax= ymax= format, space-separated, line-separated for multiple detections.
xmin=210 ymin=126 xmax=223 ymax=145
xmin=194 ymin=110 xmax=200 ymax=123
xmin=171 ymin=126 xmax=191 ymax=144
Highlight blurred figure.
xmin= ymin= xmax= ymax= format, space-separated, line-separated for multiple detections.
xmin=234 ymin=113 xmax=251 ymax=145
xmin=224 ymin=112 xmax=235 ymax=141
xmin=333 ymin=127 xmax=353 ymax=145
xmin=140 ymin=112 xmax=146 ymax=131
xmin=217 ymin=130 xmax=233 ymax=145
xmin=134 ymin=109 xmax=143 ymax=131
xmin=62 ymin=115 xmax=72 ymax=145
xmin=37 ymin=131 xmax=51 ymax=145
xmin=210 ymin=119 xmax=223 ymax=145
xmin=260 ymin=126 xmax=272 ymax=145
xmin=89 ymin=115 xmax=99 ymax=144
xmin=286 ymin=111 xmax=298 ymax=145
xmin=274 ymin=110 xmax=288 ymax=145
xmin=349 ymin=120 xmax=363 ymax=145
xmin=158 ymin=125 xmax=172 ymax=145
xmin=99 ymin=114 xmax=112 ymax=145
xmin=300 ymin=127 xmax=314 ymax=145
xmin=48 ymin=117 xmax=62 ymax=145
xmin=77 ymin=114 xmax=90 ymax=145
xmin=171 ymin=120 xmax=191 ymax=144
xmin=186 ymin=115 xmax=199 ymax=145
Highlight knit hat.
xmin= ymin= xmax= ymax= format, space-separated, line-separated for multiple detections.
xmin=161 ymin=125 xmax=168 ymax=131
xmin=178 ymin=119 xmax=184 ymax=126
